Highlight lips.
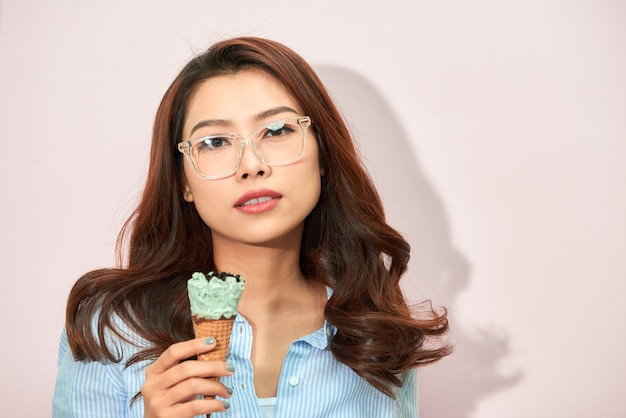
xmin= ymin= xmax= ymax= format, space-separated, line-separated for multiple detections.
xmin=234 ymin=188 xmax=282 ymax=208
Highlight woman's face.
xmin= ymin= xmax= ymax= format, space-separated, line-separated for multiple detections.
xmin=181 ymin=69 xmax=322 ymax=249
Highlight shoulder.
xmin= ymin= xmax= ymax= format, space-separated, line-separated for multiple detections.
xmin=396 ymin=369 xmax=419 ymax=417
xmin=53 ymin=324 xmax=150 ymax=418
xmin=56 ymin=311 xmax=150 ymax=368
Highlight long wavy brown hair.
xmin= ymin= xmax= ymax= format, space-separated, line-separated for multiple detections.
xmin=65 ymin=36 xmax=451 ymax=398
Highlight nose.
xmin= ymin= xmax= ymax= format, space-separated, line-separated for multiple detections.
xmin=236 ymin=142 xmax=270 ymax=181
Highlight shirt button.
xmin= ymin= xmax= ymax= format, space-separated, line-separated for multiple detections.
xmin=288 ymin=376 xmax=300 ymax=387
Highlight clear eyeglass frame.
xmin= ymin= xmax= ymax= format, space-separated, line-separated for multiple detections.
xmin=178 ymin=116 xmax=312 ymax=180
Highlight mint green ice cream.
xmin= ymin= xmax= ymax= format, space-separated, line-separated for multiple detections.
xmin=187 ymin=271 xmax=245 ymax=320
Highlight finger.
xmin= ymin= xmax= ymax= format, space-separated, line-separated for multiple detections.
xmin=173 ymin=397 xmax=231 ymax=417
xmin=147 ymin=337 xmax=216 ymax=375
xmin=164 ymin=377 xmax=232 ymax=406
xmin=158 ymin=359 xmax=235 ymax=391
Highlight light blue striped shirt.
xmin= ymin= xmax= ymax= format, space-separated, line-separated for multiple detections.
xmin=53 ymin=314 xmax=418 ymax=417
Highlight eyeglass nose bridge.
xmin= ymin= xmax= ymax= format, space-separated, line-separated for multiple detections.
xmin=233 ymin=139 xmax=271 ymax=171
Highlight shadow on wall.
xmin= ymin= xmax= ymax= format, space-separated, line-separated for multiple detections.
xmin=315 ymin=65 xmax=523 ymax=417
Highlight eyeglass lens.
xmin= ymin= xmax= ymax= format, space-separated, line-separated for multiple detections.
xmin=190 ymin=119 xmax=307 ymax=178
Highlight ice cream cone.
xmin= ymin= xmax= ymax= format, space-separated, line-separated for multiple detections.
xmin=187 ymin=271 xmax=244 ymax=418
xmin=193 ymin=316 xmax=236 ymax=367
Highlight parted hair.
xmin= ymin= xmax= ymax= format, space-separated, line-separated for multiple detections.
xmin=65 ymin=36 xmax=451 ymax=398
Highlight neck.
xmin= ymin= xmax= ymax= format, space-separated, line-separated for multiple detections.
xmin=212 ymin=240 xmax=307 ymax=317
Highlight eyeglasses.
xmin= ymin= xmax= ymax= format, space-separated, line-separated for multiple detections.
xmin=178 ymin=116 xmax=312 ymax=180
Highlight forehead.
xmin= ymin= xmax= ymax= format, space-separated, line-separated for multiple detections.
xmin=183 ymin=69 xmax=301 ymax=135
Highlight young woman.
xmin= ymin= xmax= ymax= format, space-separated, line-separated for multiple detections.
xmin=53 ymin=36 xmax=451 ymax=418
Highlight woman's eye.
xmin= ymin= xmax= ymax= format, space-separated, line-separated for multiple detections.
xmin=264 ymin=122 xmax=296 ymax=138
xmin=198 ymin=136 xmax=231 ymax=151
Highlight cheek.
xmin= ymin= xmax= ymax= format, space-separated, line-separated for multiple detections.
xmin=191 ymin=194 xmax=223 ymax=229
xmin=306 ymin=178 xmax=322 ymax=210
xmin=183 ymin=159 xmax=197 ymax=184
xmin=303 ymin=137 xmax=323 ymax=176
xmin=184 ymin=174 xmax=226 ymax=227
xmin=295 ymin=163 xmax=322 ymax=209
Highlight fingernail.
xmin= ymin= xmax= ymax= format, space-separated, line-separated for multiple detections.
xmin=227 ymin=386 xmax=233 ymax=395
xmin=223 ymin=400 xmax=231 ymax=409
xmin=205 ymin=336 xmax=215 ymax=345
xmin=225 ymin=362 xmax=235 ymax=372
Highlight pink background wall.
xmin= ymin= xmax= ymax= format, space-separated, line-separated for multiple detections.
xmin=1 ymin=1 xmax=625 ymax=416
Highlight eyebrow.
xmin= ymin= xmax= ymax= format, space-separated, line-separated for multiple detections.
xmin=189 ymin=106 xmax=300 ymax=137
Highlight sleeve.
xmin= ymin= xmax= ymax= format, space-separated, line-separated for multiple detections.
xmin=395 ymin=368 xmax=419 ymax=418
xmin=52 ymin=327 xmax=130 ymax=418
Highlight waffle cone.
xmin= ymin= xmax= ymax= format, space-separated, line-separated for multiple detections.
xmin=193 ymin=317 xmax=235 ymax=366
